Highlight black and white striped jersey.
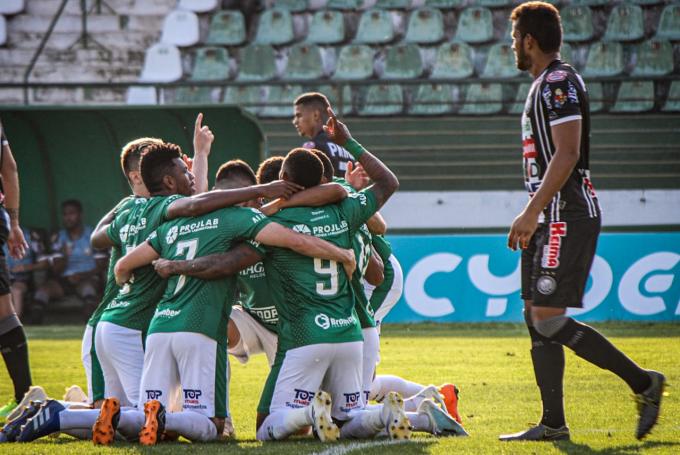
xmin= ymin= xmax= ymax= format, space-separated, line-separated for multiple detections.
xmin=521 ymin=59 xmax=600 ymax=222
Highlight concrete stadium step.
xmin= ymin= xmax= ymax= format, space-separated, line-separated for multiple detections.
xmin=23 ymin=0 xmax=175 ymax=16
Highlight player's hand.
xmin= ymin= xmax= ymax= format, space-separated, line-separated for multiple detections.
xmin=114 ymin=263 xmax=131 ymax=286
xmin=345 ymin=161 xmax=370 ymax=191
xmin=258 ymin=180 xmax=304 ymax=200
xmin=193 ymin=113 xmax=214 ymax=156
xmin=341 ymin=249 xmax=357 ymax=279
xmin=259 ymin=199 xmax=282 ymax=217
xmin=7 ymin=224 xmax=28 ymax=260
xmin=182 ymin=154 xmax=194 ymax=172
xmin=508 ymin=208 xmax=539 ymax=251
xmin=323 ymin=108 xmax=352 ymax=146
xmin=152 ymin=258 xmax=178 ymax=279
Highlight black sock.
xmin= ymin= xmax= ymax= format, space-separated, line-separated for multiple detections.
xmin=550 ymin=318 xmax=651 ymax=394
xmin=0 ymin=326 xmax=33 ymax=403
xmin=528 ymin=325 xmax=566 ymax=428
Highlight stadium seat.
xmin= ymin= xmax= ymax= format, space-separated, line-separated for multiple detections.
xmin=405 ymin=8 xmax=444 ymax=44
xmin=478 ymin=0 xmax=512 ymax=7
xmin=126 ymin=87 xmax=158 ymax=105
xmin=379 ymin=0 xmax=413 ymax=9
xmin=0 ymin=16 xmax=6 ymax=46
xmin=482 ymin=43 xmax=521 ymax=78
xmin=662 ymin=81 xmax=680 ymax=112
xmin=307 ymin=10 xmax=345 ymax=45
xmin=455 ymin=7 xmax=493 ymax=44
xmin=0 ymin=0 xmax=24 ymax=15
xmin=630 ymin=0 xmax=664 ymax=4
xmin=237 ymin=44 xmax=277 ymax=81
xmin=431 ymin=42 xmax=474 ymax=79
xmin=560 ymin=42 xmax=575 ymax=67
xmin=284 ymin=43 xmax=324 ymax=80
xmin=570 ymin=0 xmax=610 ymax=6
xmin=140 ymin=43 xmax=183 ymax=82
xmin=334 ymin=45 xmax=375 ymax=79
xmin=191 ymin=47 xmax=230 ymax=81
xmin=261 ymin=85 xmax=304 ymax=117
xmin=327 ymin=0 xmax=363 ymax=10
xmin=611 ymin=80 xmax=654 ymax=112
xmin=274 ymin=0 xmax=308 ymax=12
xmin=223 ymin=85 xmax=264 ymax=115
xmin=355 ymin=9 xmax=395 ymax=44
xmin=587 ymin=81 xmax=604 ymax=113
xmin=424 ymin=0 xmax=464 ymax=8
xmin=509 ymin=83 xmax=530 ymax=114
xmin=206 ymin=11 xmax=246 ymax=46
xmin=633 ymin=39 xmax=673 ymax=76
xmin=174 ymin=86 xmax=214 ymax=104
xmin=604 ymin=3 xmax=644 ymax=42
xmin=459 ymin=83 xmax=502 ymax=115
xmin=583 ymin=41 xmax=624 ymax=77
xmin=383 ymin=44 xmax=423 ymax=79
xmin=255 ymin=9 xmax=294 ymax=45
xmin=359 ymin=84 xmax=404 ymax=116
xmin=656 ymin=4 xmax=680 ymax=41
xmin=160 ymin=10 xmax=200 ymax=47
xmin=316 ymin=84 xmax=353 ymax=115
xmin=177 ymin=0 xmax=218 ymax=13
xmin=409 ymin=83 xmax=454 ymax=115
xmin=561 ymin=5 xmax=594 ymax=42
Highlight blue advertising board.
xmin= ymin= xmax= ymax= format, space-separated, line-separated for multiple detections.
xmin=384 ymin=233 xmax=680 ymax=323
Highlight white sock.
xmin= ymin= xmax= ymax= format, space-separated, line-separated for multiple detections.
xmin=256 ymin=407 xmax=312 ymax=441
xmin=116 ymin=409 xmax=145 ymax=440
xmin=406 ymin=412 xmax=432 ymax=433
xmin=62 ymin=429 xmax=92 ymax=439
xmin=369 ymin=375 xmax=424 ymax=402
xmin=58 ymin=409 xmax=100 ymax=431
xmin=60 ymin=401 xmax=91 ymax=409
xmin=165 ymin=412 xmax=218 ymax=442
xmin=339 ymin=408 xmax=384 ymax=439
xmin=404 ymin=395 xmax=427 ymax=412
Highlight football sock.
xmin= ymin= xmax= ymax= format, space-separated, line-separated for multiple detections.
xmin=407 ymin=411 xmax=432 ymax=433
xmin=165 ymin=412 xmax=218 ymax=442
xmin=62 ymin=429 xmax=93 ymax=440
xmin=0 ymin=316 xmax=32 ymax=403
xmin=256 ymin=407 xmax=312 ymax=440
xmin=549 ymin=318 xmax=651 ymax=394
xmin=117 ymin=409 xmax=145 ymax=440
xmin=339 ymin=408 xmax=384 ymax=439
xmin=370 ymin=375 xmax=424 ymax=402
xmin=59 ymin=409 xmax=100 ymax=430
xmin=528 ymin=325 xmax=566 ymax=429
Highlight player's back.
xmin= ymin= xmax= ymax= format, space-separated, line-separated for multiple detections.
xmin=237 ymin=263 xmax=278 ymax=333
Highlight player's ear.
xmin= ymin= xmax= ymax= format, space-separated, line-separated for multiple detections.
xmin=162 ymin=174 xmax=175 ymax=191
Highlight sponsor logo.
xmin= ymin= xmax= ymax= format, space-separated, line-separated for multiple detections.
xmin=288 ymin=389 xmax=315 ymax=408
xmin=292 ymin=224 xmax=312 ymax=235
xmin=327 ymin=142 xmax=353 ymax=160
xmin=537 ymin=275 xmax=557 ymax=295
xmin=312 ymin=220 xmax=349 ymax=237
xmin=105 ymin=300 xmax=130 ymax=310
xmin=183 ymin=388 xmax=203 ymax=409
xmin=120 ymin=218 xmax=148 ymax=243
xmin=542 ymin=85 xmax=552 ymax=110
xmin=302 ymin=141 xmax=315 ymax=149
xmin=166 ymin=226 xmax=179 ymax=245
xmin=155 ymin=308 xmax=181 ymax=318
xmin=179 ymin=218 xmax=219 ymax=236
xmin=546 ymin=70 xmax=567 ymax=83
xmin=542 ymin=222 xmax=567 ymax=269
xmin=340 ymin=391 xmax=362 ymax=412
xmin=119 ymin=224 xmax=130 ymax=242
xmin=146 ymin=390 xmax=163 ymax=400
xmin=239 ymin=262 xmax=266 ymax=278
xmin=315 ymin=313 xmax=331 ymax=330
xmin=249 ymin=306 xmax=278 ymax=324
xmin=350 ymin=192 xmax=368 ymax=206
xmin=553 ymin=88 xmax=567 ymax=109
xmin=315 ymin=313 xmax=356 ymax=330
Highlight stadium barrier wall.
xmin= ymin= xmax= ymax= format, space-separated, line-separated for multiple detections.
xmin=385 ymin=233 xmax=680 ymax=323
xmin=2 ymin=106 xmax=264 ymax=231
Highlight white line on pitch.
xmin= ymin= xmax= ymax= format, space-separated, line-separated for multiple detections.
xmin=311 ymin=439 xmax=413 ymax=455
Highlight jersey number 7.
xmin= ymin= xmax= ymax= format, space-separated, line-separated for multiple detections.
xmin=173 ymin=238 xmax=199 ymax=295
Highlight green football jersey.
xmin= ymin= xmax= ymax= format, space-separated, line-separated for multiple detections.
xmin=369 ymin=234 xmax=395 ymax=314
xmin=147 ymin=207 xmax=270 ymax=343
xmin=100 ymin=195 xmax=183 ymax=331
xmin=87 ymin=196 xmax=140 ymax=328
xmin=261 ymin=189 xmax=379 ymax=351
xmin=236 ymin=258 xmax=278 ymax=334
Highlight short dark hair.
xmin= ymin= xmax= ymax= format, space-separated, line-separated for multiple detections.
xmin=61 ymin=199 xmax=82 ymax=212
xmin=140 ymin=142 xmax=183 ymax=194
xmin=120 ymin=137 xmax=163 ymax=178
xmin=294 ymin=92 xmax=331 ymax=114
xmin=256 ymin=156 xmax=285 ymax=184
xmin=510 ymin=2 xmax=562 ymax=54
xmin=215 ymin=159 xmax=257 ymax=186
xmin=282 ymin=148 xmax=323 ymax=189
xmin=311 ymin=149 xmax=334 ymax=182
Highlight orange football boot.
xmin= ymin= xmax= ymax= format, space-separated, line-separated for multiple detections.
xmin=439 ymin=384 xmax=462 ymax=423
xmin=91 ymin=397 xmax=120 ymax=445
xmin=139 ymin=400 xmax=166 ymax=446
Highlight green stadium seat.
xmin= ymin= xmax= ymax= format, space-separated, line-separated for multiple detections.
xmin=478 ymin=0 xmax=512 ymax=7
xmin=633 ymin=39 xmax=673 ymax=76
xmin=455 ymin=7 xmax=493 ymax=43
xmin=424 ymin=0 xmax=464 ymax=8
xmin=431 ymin=42 xmax=474 ymax=79
xmin=383 ymin=44 xmax=423 ymax=79
xmin=307 ymin=10 xmax=345 ymax=45
xmin=482 ymin=42 xmax=520 ymax=78
xmin=656 ymin=4 xmax=680 ymax=41
xmin=460 ymin=83 xmax=502 ymax=115
xmin=261 ymin=85 xmax=304 ymax=117
xmin=174 ymin=86 xmax=214 ymax=104
xmin=662 ymin=81 xmax=680 ymax=112
xmin=206 ymin=11 xmax=246 ymax=46
xmin=587 ymin=81 xmax=604 ymax=113
xmin=560 ymin=42 xmax=575 ymax=67
xmin=284 ymin=44 xmax=324 ymax=80
xmin=275 ymin=0 xmax=307 ymax=12
xmin=604 ymin=3 xmax=644 ymax=42
xmin=379 ymin=0 xmax=413 ymax=8
xmin=327 ymin=0 xmax=363 ymax=9
xmin=583 ymin=42 xmax=624 ymax=77
xmin=223 ymin=85 xmax=264 ymax=115
xmin=630 ymin=0 xmax=664 ymax=5
xmin=355 ymin=9 xmax=395 ymax=44
xmin=255 ymin=9 xmax=294 ymax=45
xmin=237 ymin=45 xmax=277 ymax=81
xmin=359 ymin=84 xmax=404 ymax=116
xmin=316 ymin=84 xmax=353 ymax=115
xmin=334 ymin=45 xmax=374 ymax=79
xmin=191 ymin=47 xmax=230 ymax=81
xmin=561 ymin=5 xmax=594 ymax=42
xmin=611 ymin=80 xmax=654 ymax=113
xmin=409 ymin=84 xmax=454 ymax=115
xmin=405 ymin=8 xmax=444 ymax=44
xmin=571 ymin=0 xmax=610 ymax=6
xmin=509 ymin=83 xmax=530 ymax=114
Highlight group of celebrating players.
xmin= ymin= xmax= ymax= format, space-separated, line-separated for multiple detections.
xmin=0 ymin=93 xmax=467 ymax=446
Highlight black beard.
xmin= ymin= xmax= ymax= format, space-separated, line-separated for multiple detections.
xmin=516 ymin=52 xmax=531 ymax=71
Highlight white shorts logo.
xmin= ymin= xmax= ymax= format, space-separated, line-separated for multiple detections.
xmin=537 ymin=276 xmax=557 ymax=295
xmin=166 ymin=226 xmax=179 ymax=245
xmin=315 ymin=313 xmax=330 ymax=330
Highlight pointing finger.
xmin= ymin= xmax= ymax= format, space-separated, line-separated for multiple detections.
xmin=195 ymin=113 xmax=203 ymax=131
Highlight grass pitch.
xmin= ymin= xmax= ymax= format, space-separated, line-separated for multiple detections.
xmin=0 ymin=323 xmax=678 ymax=454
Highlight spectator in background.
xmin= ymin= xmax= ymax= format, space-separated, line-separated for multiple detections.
xmin=32 ymin=200 xmax=105 ymax=323
xmin=5 ymin=227 xmax=49 ymax=318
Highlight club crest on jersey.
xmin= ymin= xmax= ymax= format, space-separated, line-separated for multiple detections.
xmin=553 ymin=88 xmax=567 ymax=109
xmin=567 ymin=81 xmax=579 ymax=104
xmin=166 ymin=226 xmax=179 ymax=244
xmin=119 ymin=224 xmax=130 ymax=242
xmin=537 ymin=275 xmax=557 ymax=295
xmin=542 ymin=222 xmax=567 ymax=269
xmin=546 ymin=70 xmax=567 ymax=83
xmin=292 ymin=224 xmax=312 ymax=235
xmin=315 ymin=313 xmax=331 ymax=330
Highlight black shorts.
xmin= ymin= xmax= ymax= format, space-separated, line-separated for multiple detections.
xmin=521 ymin=217 xmax=601 ymax=308
xmin=0 ymin=208 xmax=10 ymax=296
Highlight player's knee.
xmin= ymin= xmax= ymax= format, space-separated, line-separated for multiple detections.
xmin=534 ymin=314 xmax=570 ymax=338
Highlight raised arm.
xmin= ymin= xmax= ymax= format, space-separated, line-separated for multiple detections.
xmin=260 ymin=183 xmax=347 ymax=216
xmin=114 ymin=242 xmax=160 ymax=285
xmin=191 ymin=113 xmax=214 ymax=194
xmin=153 ymin=243 xmax=262 ymax=280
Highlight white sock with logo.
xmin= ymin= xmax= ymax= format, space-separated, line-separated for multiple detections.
xmin=58 ymin=409 xmax=100 ymax=430
xmin=339 ymin=408 xmax=384 ymax=439
xmin=369 ymin=375 xmax=424 ymax=403
xmin=407 ymin=411 xmax=432 ymax=432
xmin=256 ymin=407 xmax=312 ymax=441
xmin=165 ymin=412 xmax=218 ymax=442
xmin=116 ymin=409 xmax=145 ymax=440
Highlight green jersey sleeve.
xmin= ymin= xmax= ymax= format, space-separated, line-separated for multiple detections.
xmin=338 ymin=189 xmax=379 ymax=232
xmin=147 ymin=230 xmax=162 ymax=253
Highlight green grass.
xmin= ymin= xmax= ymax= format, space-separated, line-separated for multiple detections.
xmin=1 ymin=323 xmax=679 ymax=454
